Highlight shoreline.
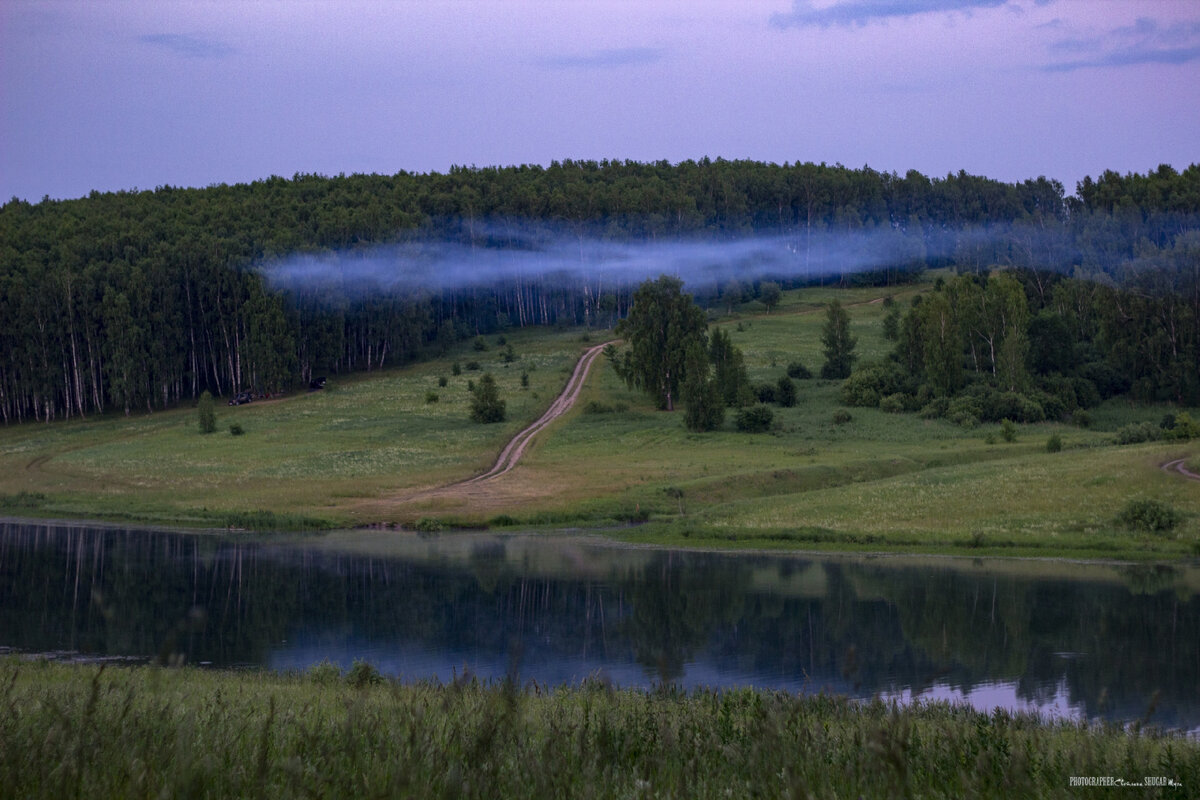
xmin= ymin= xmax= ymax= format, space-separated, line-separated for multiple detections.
xmin=4 ymin=512 xmax=1196 ymax=567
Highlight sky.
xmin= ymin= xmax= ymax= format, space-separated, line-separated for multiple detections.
xmin=2 ymin=0 xmax=1198 ymax=202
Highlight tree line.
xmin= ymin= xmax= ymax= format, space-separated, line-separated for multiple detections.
xmin=1 ymin=160 xmax=1197 ymax=422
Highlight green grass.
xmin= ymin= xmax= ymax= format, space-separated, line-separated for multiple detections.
xmin=3 ymin=659 xmax=1196 ymax=799
xmin=2 ymin=281 xmax=1198 ymax=559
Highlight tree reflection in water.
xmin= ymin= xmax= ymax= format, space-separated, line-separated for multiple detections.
xmin=1 ymin=522 xmax=1197 ymax=732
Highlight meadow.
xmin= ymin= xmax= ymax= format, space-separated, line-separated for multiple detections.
xmin=1 ymin=279 xmax=1197 ymax=560
xmin=3 ymin=659 xmax=1196 ymax=799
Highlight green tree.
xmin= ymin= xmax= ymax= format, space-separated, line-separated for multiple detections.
xmin=759 ymin=281 xmax=782 ymax=312
xmin=820 ymin=299 xmax=857 ymax=379
xmin=919 ymin=292 xmax=962 ymax=396
xmin=708 ymin=327 xmax=751 ymax=406
xmin=681 ymin=340 xmax=724 ymax=432
xmin=469 ymin=373 xmax=506 ymax=423
xmin=197 ymin=390 xmax=216 ymax=434
xmin=612 ymin=276 xmax=708 ymax=411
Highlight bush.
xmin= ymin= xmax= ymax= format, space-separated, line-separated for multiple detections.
xmin=413 ymin=517 xmax=444 ymax=532
xmin=473 ymin=336 xmax=488 ymax=352
xmin=1046 ymin=433 xmax=1062 ymax=453
xmin=1115 ymin=422 xmax=1159 ymax=445
xmin=832 ymin=409 xmax=852 ymax=425
xmin=736 ymin=404 xmax=774 ymax=433
xmin=839 ymin=361 xmax=911 ymax=408
xmin=879 ymin=393 xmax=907 ymax=414
xmin=438 ymin=376 xmax=448 ymax=387
xmin=425 ymin=391 xmax=439 ymax=403
xmin=520 ymin=371 xmax=529 ymax=388
xmin=465 ymin=361 xmax=481 ymax=371
xmin=786 ymin=361 xmax=812 ymax=380
xmin=1118 ymin=498 xmax=1182 ymax=532
xmin=1073 ymin=409 xmax=1093 ymax=428
xmin=197 ymin=391 xmax=216 ymax=434
xmin=775 ymin=376 xmax=797 ymax=407
xmin=346 ymin=660 xmax=385 ymax=688
xmin=754 ymin=383 xmax=776 ymax=404
xmin=451 ymin=361 xmax=462 ymax=376
xmin=919 ymin=398 xmax=949 ymax=419
xmin=1000 ymin=419 xmax=1017 ymax=443
xmin=946 ymin=395 xmax=983 ymax=428
xmin=1170 ymin=411 xmax=1200 ymax=440
xmin=308 ymin=660 xmax=342 ymax=686
xmin=502 ymin=344 xmax=516 ymax=363
xmin=228 ymin=422 xmax=244 ymax=436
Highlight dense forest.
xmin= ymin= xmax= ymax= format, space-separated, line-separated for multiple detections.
xmin=1 ymin=159 xmax=1198 ymax=422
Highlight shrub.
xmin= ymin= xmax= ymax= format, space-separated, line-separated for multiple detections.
xmin=879 ymin=393 xmax=907 ymax=414
xmin=346 ymin=660 xmax=385 ymax=688
xmin=473 ymin=336 xmax=488 ymax=352
xmin=1046 ymin=433 xmax=1062 ymax=453
xmin=197 ymin=391 xmax=216 ymax=434
xmin=496 ymin=335 xmax=507 ymax=346
xmin=736 ymin=404 xmax=774 ymax=433
xmin=839 ymin=361 xmax=910 ymax=408
xmin=489 ymin=514 xmax=518 ymax=527
xmin=228 ymin=422 xmax=244 ymax=436
xmin=775 ymin=376 xmax=797 ymax=407
xmin=1115 ymin=422 xmax=1159 ymax=445
xmin=308 ymin=660 xmax=342 ymax=685
xmin=502 ymin=344 xmax=516 ymax=363
xmin=465 ymin=361 xmax=481 ymax=371
xmin=451 ymin=361 xmax=462 ymax=376
xmin=438 ymin=376 xmax=448 ymax=387
xmin=832 ymin=409 xmax=852 ymax=425
xmin=919 ymin=398 xmax=949 ymax=419
xmin=786 ymin=361 xmax=812 ymax=380
xmin=1170 ymin=411 xmax=1200 ymax=440
xmin=520 ymin=371 xmax=529 ymax=388
xmin=414 ymin=517 xmax=444 ymax=532
xmin=425 ymin=391 xmax=439 ymax=403
xmin=1000 ymin=418 xmax=1017 ymax=443
xmin=1118 ymin=498 xmax=1182 ymax=532
xmin=1073 ymin=409 xmax=1093 ymax=428
xmin=754 ymin=383 xmax=776 ymax=404
xmin=946 ymin=395 xmax=983 ymax=428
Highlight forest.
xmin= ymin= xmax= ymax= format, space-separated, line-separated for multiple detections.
xmin=1 ymin=159 xmax=1198 ymax=422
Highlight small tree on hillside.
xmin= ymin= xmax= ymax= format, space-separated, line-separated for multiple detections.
xmin=470 ymin=373 xmax=506 ymax=423
xmin=682 ymin=340 xmax=725 ymax=432
xmin=820 ymin=299 xmax=857 ymax=379
xmin=759 ymin=281 xmax=782 ymax=313
xmin=197 ymin=390 xmax=216 ymax=434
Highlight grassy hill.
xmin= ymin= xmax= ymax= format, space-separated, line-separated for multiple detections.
xmin=2 ymin=280 xmax=1197 ymax=560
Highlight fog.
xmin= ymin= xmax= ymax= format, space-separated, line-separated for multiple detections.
xmin=258 ymin=221 xmax=939 ymax=298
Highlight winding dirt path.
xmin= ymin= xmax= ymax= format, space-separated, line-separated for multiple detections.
xmin=459 ymin=340 xmax=615 ymax=485
xmin=1161 ymin=458 xmax=1200 ymax=482
xmin=389 ymin=341 xmax=615 ymax=509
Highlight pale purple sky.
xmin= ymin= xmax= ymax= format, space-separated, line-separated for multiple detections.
xmin=3 ymin=0 xmax=1198 ymax=202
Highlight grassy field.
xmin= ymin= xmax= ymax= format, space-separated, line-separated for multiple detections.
xmin=1 ymin=279 xmax=1198 ymax=560
xmin=3 ymin=659 xmax=1196 ymax=799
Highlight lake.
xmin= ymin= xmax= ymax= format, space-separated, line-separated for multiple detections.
xmin=2 ymin=520 xmax=1197 ymax=733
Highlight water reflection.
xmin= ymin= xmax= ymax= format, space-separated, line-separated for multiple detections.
xmin=1 ymin=522 xmax=1198 ymax=732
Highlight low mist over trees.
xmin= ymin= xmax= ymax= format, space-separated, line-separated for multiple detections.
xmin=1 ymin=160 xmax=1198 ymax=422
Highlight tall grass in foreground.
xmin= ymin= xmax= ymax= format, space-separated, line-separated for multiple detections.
xmin=3 ymin=660 xmax=1197 ymax=799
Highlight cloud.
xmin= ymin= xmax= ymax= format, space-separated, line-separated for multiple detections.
xmin=770 ymin=0 xmax=1009 ymax=28
xmin=538 ymin=47 xmax=665 ymax=70
xmin=138 ymin=33 xmax=234 ymax=59
xmin=1044 ymin=17 xmax=1200 ymax=72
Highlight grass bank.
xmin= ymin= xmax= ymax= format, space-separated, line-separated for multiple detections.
xmin=1 ymin=281 xmax=1198 ymax=560
xmin=3 ymin=659 xmax=1196 ymax=799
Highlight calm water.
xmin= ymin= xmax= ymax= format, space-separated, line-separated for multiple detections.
xmin=2 ymin=521 xmax=1198 ymax=732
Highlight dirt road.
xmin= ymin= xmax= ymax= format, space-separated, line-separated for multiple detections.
xmin=1161 ymin=458 xmax=1200 ymax=482
xmin=458 ymin=340 xmax=615 ymax=486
